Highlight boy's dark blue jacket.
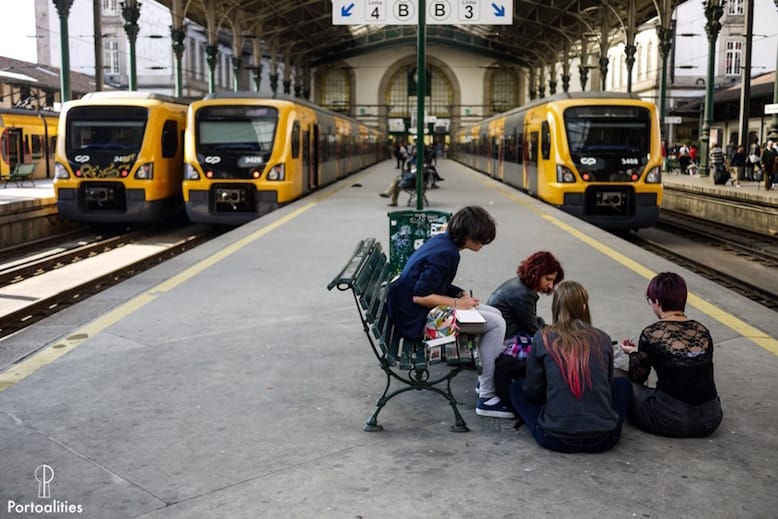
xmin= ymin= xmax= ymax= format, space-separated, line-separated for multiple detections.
xmin=386 ymin=233 xmax=463 ymax=340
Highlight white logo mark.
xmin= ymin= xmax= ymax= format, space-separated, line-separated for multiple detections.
xmin=35 ymin=464 xmax=54 ymax=499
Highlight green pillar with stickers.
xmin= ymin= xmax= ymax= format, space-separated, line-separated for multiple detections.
xmin=385 ymin=0 xmax=450 ymax=274
xmin=387 ymin=209 xmax=451 ymax=273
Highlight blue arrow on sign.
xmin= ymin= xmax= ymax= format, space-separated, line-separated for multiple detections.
xmin=491 ymin=3 xmax=506 ymax=17
xmin=341 ymin=2 xmax=355 ymax=17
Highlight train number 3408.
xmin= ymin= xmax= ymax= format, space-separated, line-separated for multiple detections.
xmin=621 ymin=158 xmax=639 ymax=165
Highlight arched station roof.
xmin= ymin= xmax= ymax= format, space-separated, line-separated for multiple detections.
xmin=156 ymin=0 xmax=683 ymax=69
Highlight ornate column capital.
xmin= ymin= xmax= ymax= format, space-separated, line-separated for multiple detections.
xmin=704 ymin=0 xmax=725 ymax=41
xmin=120 ymin=1 xmax=141 ymax=43
xmin=170 ymin=26 xmax=186 ymax=59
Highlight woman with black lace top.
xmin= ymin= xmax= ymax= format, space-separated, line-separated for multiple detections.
xmin=620 ymin=272 xmax=723 ymax=437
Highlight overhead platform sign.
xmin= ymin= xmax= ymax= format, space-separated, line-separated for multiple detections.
xmin=333 ymin=0 xmax=513 ymax=25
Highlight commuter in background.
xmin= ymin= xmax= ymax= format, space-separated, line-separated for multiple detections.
xmin=677 ymin=143 xmax=691 ymax=175
xmin=386 ymin=206 xmax=513 ymax=419
xmin=619 ymin=272 xmax=723 ymax=438
xmin=729 ymin=145 xmax=744 ymax=187
xmin=393 ymin=141 xmax=403 ymax=169
xmin=710 ymin=142 xmax=727 ymax=185
xmin=746 ymin=140 xmax=761 ymax=182
xmin=487 ymin=251 xmax=564 ymax=342
xmin=509 ymin=281 xmax=632 ymax=453
xmin=763 ymin=141 xmax=777 ymax=190
xmin=689 ymin=144 xmax=698 ymax=168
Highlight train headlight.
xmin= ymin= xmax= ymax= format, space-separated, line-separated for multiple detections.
xmin=184 ymin=163 xmax=200 ymax=180
xmin=54 ymin=162 xmax=70 ymax=179
xmin=645 ymin=166 xmax=662 ymax=183
xmin=267 ymin=164 xmax=285 ymax=181
xmin=556 ymin=165 xmax=577 ymax=183
xmin=134 ymin=162 xmax=154 ymax=180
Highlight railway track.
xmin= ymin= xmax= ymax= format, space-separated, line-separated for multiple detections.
xmin=0 ymin=225 xmax=224 ymax=341
xmin=0 ymin=229 xmax=151 ymax=286
xmin=627 ymin=209 xmax=778 ymax=310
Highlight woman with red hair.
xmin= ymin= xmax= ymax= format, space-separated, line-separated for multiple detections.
xmin=487 ymin=250 xmax=564 ymax=341
xmin=509 ymin=281 xmax=632 ymax=453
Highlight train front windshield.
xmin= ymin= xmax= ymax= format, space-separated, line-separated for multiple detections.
xmin=66 ymin=107 xmax=147 ymax=156
xmin=196 ymin=106 xmax=277 ymax=179
xmin=564 ymin=105 xmax=652 ymax=182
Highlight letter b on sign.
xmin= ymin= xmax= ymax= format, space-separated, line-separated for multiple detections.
xmin=430 ymin=1 xmax=451 ymax=22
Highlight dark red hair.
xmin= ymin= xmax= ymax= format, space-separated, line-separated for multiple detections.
xmin=517 ymin=251 xmax=564 ymax=291
xmin=646 ymin=272 xmax=687 ymax=312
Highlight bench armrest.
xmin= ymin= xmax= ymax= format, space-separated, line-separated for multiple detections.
xmin=327 ymin=238 xmax=380 ymax=291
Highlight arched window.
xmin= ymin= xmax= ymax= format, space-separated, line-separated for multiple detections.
xmin=490 ymin=68 xmax=518 ymax=113
xmin=385 ymin=64 xmax=452 ymax=119
xmin=319 ymin=67 xmax=351 ymax=112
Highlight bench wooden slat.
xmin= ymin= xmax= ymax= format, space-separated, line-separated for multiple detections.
xmin=354 ymin=246 xmax=385 ymax=300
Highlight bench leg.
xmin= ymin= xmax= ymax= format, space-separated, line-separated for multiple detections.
xmin=364 ymin=363 xmax=470 ymax=432
xmin=365 ymin=371 xmax=416 ymax=432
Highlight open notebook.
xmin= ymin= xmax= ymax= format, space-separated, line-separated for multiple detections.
xmin=455 ymin=307 xmax=485 ymax=324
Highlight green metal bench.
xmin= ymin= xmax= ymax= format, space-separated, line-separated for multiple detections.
xmin=664 ymin=157 xmax=680 ymax=173
xmin=327 ymin=237 xmax=477 ymax=432
xmin=2 ymin=163 xmax=36 ymax=188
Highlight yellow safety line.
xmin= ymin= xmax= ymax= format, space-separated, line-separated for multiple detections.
xmin=481 ymin=174 xmax=778 ymax=356
xmin=0 ymin=177 xmax=354 ymax=392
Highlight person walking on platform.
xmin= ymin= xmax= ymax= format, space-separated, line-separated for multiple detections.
xmin=508 ymin=281 xmax=632 ymax=453
xmin=729 ymin=145 xmax=744 ymax=187
xmin=762 ymin=140 xmax=776 ymax=190
xmin=746 ymin=140 xmax=761 ymax=182
xmin=393 ymin=141 xmax=403 ymax=169
xmin=677 ymin=143 xmax=691 ymax=175
xmin=386 ymin=206 xmax=513 ymax=419
xmin=710 ymin=143 xmax=727 ymax=185
xmin=619 ymin=272 xmax=723 ymax=438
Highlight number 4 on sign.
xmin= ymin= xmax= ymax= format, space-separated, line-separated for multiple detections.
xmin=366 ymin=0 xmax=386 ymax=22
xmin=368 ymin=6 xmax=384 ymax=21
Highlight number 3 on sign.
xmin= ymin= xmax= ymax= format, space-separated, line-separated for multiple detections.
xmin=459 ymin=0 xmax=479 ymax=22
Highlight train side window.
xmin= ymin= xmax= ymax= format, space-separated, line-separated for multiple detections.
xmin=161 ymin=120 xmax=178 ymax=158
xmin=528 ymin=131 xmax=538 ymax=162
xmin=517 ymin=130 xmax=523 ymax=164
xmin=31 ymin=135 xmax=43 ymax=159
xmin=291 ymin=121 xmax=301 ymax=159
xmin=541 ymin=121 xmax=551 ymax=160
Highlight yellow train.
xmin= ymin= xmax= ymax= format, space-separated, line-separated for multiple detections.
xmin=455 ymin=93 xmax=663 ymax=230
xmin=183 ymin=93 xmax=384 ymax=225
xmin=54 ymin=92 xmax=188 ymax=223
xmin=0 ymin=108 xmax=58 ymax=179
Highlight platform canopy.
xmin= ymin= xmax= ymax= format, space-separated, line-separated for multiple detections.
xmin=156 ymin=0 xmax=683 ymax=68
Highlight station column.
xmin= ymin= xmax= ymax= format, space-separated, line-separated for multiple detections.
xmin=52 ymin=0 xmax=74 ymax=102
xmin=699 ymin=0 xmax=724 ymax=178
xmin=768 ymin=1 xmax=778 ymax=141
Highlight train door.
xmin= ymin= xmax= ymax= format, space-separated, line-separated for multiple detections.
xmin=479 ymin=131 xmax=488 ymax=172
xmin=5 ymin=128 xmax=23 ymax=168
xmin=303 ymin=127 xmax=314 ymax=191
xmin=526 ymin=128 xmax=539 ymax=195
xmin=312 ymin=123 xmax=320 ymax=188
xmin=491 ymin=134 xmax=503 ymax=180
